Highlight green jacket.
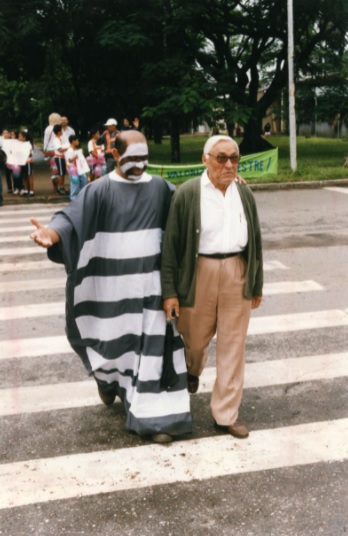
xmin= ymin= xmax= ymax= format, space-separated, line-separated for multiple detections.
xmin=161 ymin=177 xmax=263 ymax=307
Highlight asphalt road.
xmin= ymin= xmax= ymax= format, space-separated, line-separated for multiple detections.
xmin=0 ymin=185 xmax=347 ymax=536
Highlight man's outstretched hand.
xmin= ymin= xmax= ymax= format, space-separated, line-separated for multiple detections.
xmin=30 ymin=218 xmax=60 ymax=248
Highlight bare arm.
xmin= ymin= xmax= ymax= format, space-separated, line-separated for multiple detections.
xmin=30 ymin=218 xmax=61 ymax=248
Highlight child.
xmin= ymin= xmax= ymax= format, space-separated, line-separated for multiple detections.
xmin=19 ymin=130 xmax=35 ymax=197
xmin=53 ymin=124 xmax=69 ymax=195
xmin=0 ymin=129 xmax=13 ymax=193
xmin=7 ymin=130 xmax=24 ymax=194
xmin=65 ymin=135 xmax=88 ymax=200
xmin=87 ymin=126 xmax=105 ymax=180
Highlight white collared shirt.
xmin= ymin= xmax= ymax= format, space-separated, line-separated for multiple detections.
xmin=199 ymin=170 xmax=248 ymax=254
xmin=61 ymin=126 xmax=76 ymax=146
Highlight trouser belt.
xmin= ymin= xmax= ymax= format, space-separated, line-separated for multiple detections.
xmin=199 ymin=252 xmax=240 ymax=259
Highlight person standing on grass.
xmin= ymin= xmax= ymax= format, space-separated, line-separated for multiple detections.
xmin=161 ymin=135 xmax=263 ymax=440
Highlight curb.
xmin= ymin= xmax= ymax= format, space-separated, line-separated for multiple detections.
xmin=248 ymin=178 xmax=348 ymax=191
xmin=2 ymin=177 xmax=348 ymax=206
xmin=2 ymin=194 xmax=70 ymax=205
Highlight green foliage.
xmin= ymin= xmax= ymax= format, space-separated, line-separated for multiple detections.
xmin=0 ymin=0 xmax=347 ymax=154
xmin=147 ymin=134 xmax=348 ymax=184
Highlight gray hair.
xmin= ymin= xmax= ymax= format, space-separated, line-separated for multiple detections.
xmin=203 ymin=135 xmax=238 ymax=156
xmin=48 ymin=113 xmax=62 ymax=126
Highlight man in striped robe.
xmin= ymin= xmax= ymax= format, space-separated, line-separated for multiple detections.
xmin=30 ymin=130 xmax=192 ymax=444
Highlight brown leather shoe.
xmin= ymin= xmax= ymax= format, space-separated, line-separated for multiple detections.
xmin=98 ymin=385 xmax=116 ymax=406
xmin=187 ymin=373 xmax=199 ymax=394
xmin=151 ymin=433 xmax=173 ymax=444
xmin=215 ymin=420 xmax=249 ymax=439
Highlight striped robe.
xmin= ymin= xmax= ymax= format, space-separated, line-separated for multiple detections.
xmin=47 ymin=172 xmax=192 ymax=436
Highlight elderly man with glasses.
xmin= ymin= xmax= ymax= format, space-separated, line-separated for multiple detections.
xmin=161 ymin=135 xmax=263 ymax=439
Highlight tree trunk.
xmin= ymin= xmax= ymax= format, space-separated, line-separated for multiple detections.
xmin=239 ymin=116 xmax=274 ymax=155
xmin=170 ymin=118 xmax=181 ymax=163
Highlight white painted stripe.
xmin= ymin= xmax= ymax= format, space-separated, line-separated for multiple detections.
xmin=0 ymin=260 xmax=59 ymax=274
xmin=0 ymin=278 xmax=66 ymax=294
xmin=0 ymin=235 xmax=41 ymax=244
xmin=74 ymin=272 xmax=162 ymax=305
xmin=1 ymin=418 xmax=347 ymax=509
xmin=0 ymin=279 xmax=320 ymax=297
xmin=1 ymin=352 xmax=346 ymax=417
xmin=199 ymin=352 xmax=348 ymax=393
xmin=325 ymin=187 xmax=348 ymax=195
xmin=0 ymin=381 xmax=99 ymax=416
xmin=0 ymin=205 xmax=64 ymax=216
xmin=0 ymin=216 xmax=51 ymax=225
xmin=263 ymin=260 xmax=289 ymax=271
xmin=78 ymin=228 xmax=162 ymax=267
xmin=2 ymin=309 xmax=348 ymax=358
xmin=0 ymin=302 xmax=63 ymax=321
xmin=0 ymin=224 xmax=42 ymax=234
xmin=248 ymin=309 xmax=348 ymax=335
xmin=0 ymin=257 xmax=287 ymax=275
xmin=263 ymin=280 xmax=323 ymax=295
xmin=0 ymin=246 xmax=47 ymax=257
xmin=0 ymin=336 xmax=72 ymax=360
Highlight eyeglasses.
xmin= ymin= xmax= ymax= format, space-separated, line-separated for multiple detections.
xmin=207 ymin=153 xmax=240 ymax=165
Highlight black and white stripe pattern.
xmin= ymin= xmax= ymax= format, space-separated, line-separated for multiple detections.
xmin=47 ymin=175 xmax=192 ymax=436
xmin=1 ymin=189 xmax=348 ymax=535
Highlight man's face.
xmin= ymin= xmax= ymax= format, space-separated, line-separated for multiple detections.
xmin=61 ymin=117 xmax=68 ymax=127
xmin=107 ymin=125 xmax=116 ymax=133
xmin=202 ymin=140 xmax=240 ymax=191
xmin=117 ymin=142 xmax=149 ymax=181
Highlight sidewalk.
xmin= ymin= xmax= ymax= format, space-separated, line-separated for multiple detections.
xmin=1 ymin=147 xmax=348 ymax=206
xmin=1 ymin=147 xmax=70 ymax=205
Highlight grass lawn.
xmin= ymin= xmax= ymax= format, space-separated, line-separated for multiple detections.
xmin=147 ymin=134 xmax=348 ymax=184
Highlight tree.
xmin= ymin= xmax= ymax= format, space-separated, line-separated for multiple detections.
xmin=99 ymin=0 xmax=214 ymax=161
xmin=176 ymin=0 xmax=348 ymax=154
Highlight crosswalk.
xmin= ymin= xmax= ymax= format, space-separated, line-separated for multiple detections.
xmin=0 ymin=201 xmax=347 ymax=524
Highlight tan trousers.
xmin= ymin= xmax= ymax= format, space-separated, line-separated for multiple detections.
xmin=177 ymin=255 xmax=251 ymax=426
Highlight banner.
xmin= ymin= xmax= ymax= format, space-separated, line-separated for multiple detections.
xmin=147 ymin=148 xmax=278 ymax=182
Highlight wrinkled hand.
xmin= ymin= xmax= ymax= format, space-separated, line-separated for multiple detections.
xmin=236 ymin=175 xmax=247 ymax=185
xmin=163 ymin=297 xmax=180 ymax=320
xmin=251 ymin=296 xmax=262 ymax=309
xmin=30 ymin=218 xmax=55 ymax=248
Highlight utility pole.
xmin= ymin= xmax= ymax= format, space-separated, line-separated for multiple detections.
xmin=287 ymin=0 xmax=297 ymax=171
